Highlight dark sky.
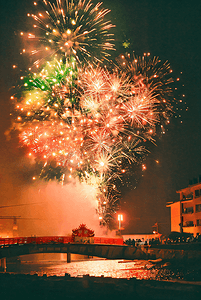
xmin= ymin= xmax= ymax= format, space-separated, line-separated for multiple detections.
xmin=0 ymin=0 xmax=200 ymax=236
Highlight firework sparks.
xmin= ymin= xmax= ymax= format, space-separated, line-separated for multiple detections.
xmin=9 ymin=1 xmax=177 ymax=227
xmin=22 ymin=0 xmax=115 ymax=66
xmin=120 ymin=92 xmax=158 ymax=128
xmin=10 ymin=54 xmax=174 ymax=225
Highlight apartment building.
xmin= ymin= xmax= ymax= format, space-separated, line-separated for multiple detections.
xmin=167 ymin=177 xmax=201 ymax=237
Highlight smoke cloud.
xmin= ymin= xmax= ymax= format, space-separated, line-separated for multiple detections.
xmin=1 ymin=178 xmax=109 ymax=237
xmin=18 ymin=180 xmax=105 ymax=237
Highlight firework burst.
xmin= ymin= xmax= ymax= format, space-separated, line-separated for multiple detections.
xmin=117 ymin=52 xmax=174 ymax=125
xmin=10 ymin=53 xmax=175 ymax=225
xmin=22 ymin=0 xmax=115 ymax=66
xmin=9 ymin=1 xmax=177 ymax=228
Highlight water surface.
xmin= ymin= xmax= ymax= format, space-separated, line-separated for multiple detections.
xmin=5 ymin=254 xmax=201 ymax=281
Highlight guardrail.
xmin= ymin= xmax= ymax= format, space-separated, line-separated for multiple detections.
xmin=0 ymin=236 xmax=123 ymax=246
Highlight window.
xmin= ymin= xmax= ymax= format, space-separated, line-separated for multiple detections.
xmin=183 ymin=206 xmax=194 ymax=214
xmin=195 ymin=189 xmax=201 ymax=198
xmin=196 ymin=219 xmax=201 ymax=226
xmin=183 ymin=221 xmax=194 ymax=227
xmin=196 ymin=204 xmax=201 ymax=212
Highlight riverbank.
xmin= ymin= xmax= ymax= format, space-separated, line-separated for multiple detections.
xmin=0 ymin=272 xmax=201 ymax=300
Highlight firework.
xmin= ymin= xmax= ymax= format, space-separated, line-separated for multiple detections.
xmin=117 ymin=53 xmax=174 ymax=128
xmin=10 ymin=1 xmax=176 ymax=227
xmin=22 ymin=0 xmax=115 ymax=66
xmin=11 ymin=56 xmax=173 ymax=222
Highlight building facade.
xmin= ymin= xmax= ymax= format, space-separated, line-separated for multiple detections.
xmin=168 ymin=179 xmax=201 ymax=236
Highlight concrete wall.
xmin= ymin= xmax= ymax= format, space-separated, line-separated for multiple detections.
xmin=170 ymin=202 xmax=181 ymax=232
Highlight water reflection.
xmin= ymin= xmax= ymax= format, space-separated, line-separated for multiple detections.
xmin=7 ymin=259 xmax=156 ymax=279
xmin=42 ymin=260 xmax=156 ymax=279
xmin=5 ymin=254 xmax=201 ymax=282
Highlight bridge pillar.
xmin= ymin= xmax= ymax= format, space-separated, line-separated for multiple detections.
xmin=67 ymin=252 xmax=71 ymax=263
xmin=0 ymin=258 xmax=7 ymax=272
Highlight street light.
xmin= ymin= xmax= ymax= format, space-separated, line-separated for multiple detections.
xmin=118 ymin=214 xmax=123 ymax=230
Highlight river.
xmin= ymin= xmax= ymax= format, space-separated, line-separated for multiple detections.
xmin=4 ymin=253 xmax=201 ymax=281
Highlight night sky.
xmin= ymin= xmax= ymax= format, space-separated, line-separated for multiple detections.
xmin=0 ymin=0 xmax=200 ymax=236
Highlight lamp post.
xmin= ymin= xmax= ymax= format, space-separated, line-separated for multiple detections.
xmin=99 ymin=216 xmax=102 ymax=225
xmin=118 ymin=214 xmax=123 ymax=231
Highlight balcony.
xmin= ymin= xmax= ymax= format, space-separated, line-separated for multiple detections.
xmin=182 ymin=194 xmax=193 ymax=201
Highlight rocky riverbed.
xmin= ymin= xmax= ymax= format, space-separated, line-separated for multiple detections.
xmin=1 ymin=272 xmax=201 ymax=300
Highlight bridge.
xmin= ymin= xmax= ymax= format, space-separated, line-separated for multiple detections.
xmin=1 ymin=237 xmax=200 ymax=271
xmin=0 ymin=241 xmax=148 ymax=271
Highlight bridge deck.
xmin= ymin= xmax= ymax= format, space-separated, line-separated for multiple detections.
xmin=0 ymin=243 xmax=147 ymax=260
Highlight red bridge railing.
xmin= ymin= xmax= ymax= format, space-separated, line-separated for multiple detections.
xmin=0 ymin=236 xmax=123 ymax=246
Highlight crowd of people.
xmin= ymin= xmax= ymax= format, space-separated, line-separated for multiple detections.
xmin=124 ymin=232 xmax=201 ymax=247
xmin=124 ymin=238 xmax=156 ymax=247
